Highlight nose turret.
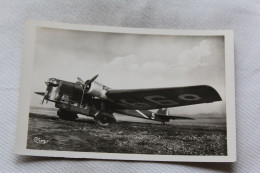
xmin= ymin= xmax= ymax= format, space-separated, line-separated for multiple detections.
xmin=46 ymin=78 xmax=60 ymax=87
xmin=44 ymin=78 xmax=61 ymax=101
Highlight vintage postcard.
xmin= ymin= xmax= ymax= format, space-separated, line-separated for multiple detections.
xmin=15 ymin=20 xmax=236 ymax=162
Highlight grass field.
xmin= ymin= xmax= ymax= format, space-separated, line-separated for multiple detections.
xmin=27 ymin=112 xmax=227 ymax=155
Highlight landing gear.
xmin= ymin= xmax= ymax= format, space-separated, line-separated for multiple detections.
xmin=57 ymin=109 xmax=78 ymax=121
xmin=95 ymin=116 xmax=110 ymax=126
xmin=94 ymin=111 xmax=116 ymax=127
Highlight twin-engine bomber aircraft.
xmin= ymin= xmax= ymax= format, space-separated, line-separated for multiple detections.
xmin=35 ymin=75 xmax=222 ymax=126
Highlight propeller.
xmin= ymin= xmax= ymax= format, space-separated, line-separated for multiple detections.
xmin=77 ymin=74 xmax=98 ymax=90
xmin=42 ymin=90 xmax=46 ymax=105
xmin=77 ymin=77 xmax=84 ymax=85
xmin=85 ymin=74 xmax=98 ymax=86
xmin=77 ymin=74 xmax=99 ymax=107
xmin=41 ymin=81 xmax=49 ymax=104
xmin=35 ymin=88 xmax=47 ymax=104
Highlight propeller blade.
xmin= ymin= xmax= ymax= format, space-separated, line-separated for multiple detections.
xmin=85 ymin=74 xmax=98 ymax=86
xmin=35 ymin=92 xmax=45 ymax=96
xmin=77 ymin=77 xmax=85 ymax=85
xmin=79 ymin=75 xmax=98 ymax=107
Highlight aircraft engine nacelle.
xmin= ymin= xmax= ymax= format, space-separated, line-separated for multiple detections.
xmin=86 ymin=81 xmax=109 ymax=99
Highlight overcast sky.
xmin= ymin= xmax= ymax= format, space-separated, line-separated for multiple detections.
xmin=31 ymin=27 xmax=225 ymax=115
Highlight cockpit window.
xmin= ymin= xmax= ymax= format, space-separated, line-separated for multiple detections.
xmin=47 ymin=78 xmax=60 ymax=87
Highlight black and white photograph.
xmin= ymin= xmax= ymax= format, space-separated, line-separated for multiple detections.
xmin=15 ymin=20 xmax=235 ymax=162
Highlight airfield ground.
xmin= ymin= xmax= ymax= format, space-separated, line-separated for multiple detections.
xmin=27 ymin=112 xmax=227 ymax=156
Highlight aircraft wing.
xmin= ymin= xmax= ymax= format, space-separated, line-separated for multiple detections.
xmin=106 ymin=85 xmax=222 ymax=110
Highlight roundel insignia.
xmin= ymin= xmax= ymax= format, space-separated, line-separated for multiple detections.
xmin=179 ymin=94 xmax=201 ymax=101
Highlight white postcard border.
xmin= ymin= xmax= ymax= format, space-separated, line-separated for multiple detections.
xmin=15 ymin=20 xmax=236 ymax=162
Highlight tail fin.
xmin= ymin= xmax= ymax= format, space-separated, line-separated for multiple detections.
xmin=157 ymin=108 xmax=169 ymax=115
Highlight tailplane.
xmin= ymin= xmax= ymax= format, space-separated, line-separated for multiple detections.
xmin=157 ymin=108 xmax=194 ymax=121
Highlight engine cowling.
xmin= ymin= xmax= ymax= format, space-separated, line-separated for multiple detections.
xmin=86 ymin=81 xmax=109 ymax=99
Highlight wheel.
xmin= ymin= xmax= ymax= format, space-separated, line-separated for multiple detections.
xmin=95 ymin=117 xmax=110 ymax=127
xmin=94 ymin=111 xmax=116 ymax=127
xmin=57 ymin=109 xmax=78 ymax=121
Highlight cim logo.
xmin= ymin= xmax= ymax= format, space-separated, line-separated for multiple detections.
xmin=120 ymin=94 xmax=201 ymax=108
xmin=33 ymin=135 xmax=49 ymax=145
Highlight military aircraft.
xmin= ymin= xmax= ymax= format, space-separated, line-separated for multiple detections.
xmin=35 ymin=75 xmax=222 ymax=126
